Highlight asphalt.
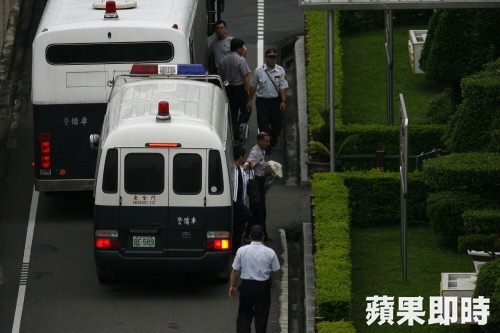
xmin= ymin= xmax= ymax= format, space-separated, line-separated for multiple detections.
xmin=0 ymin=3 xmax=315 ymax=333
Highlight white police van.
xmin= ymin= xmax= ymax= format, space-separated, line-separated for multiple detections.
xmin=92 ymin=64 xmax=234 ymax=283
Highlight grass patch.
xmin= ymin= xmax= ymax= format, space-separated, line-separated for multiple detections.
xmin=342 ymin=25 xmax=440 ymax=125
xmin=351 ymin=225 xmax=474 ymax=332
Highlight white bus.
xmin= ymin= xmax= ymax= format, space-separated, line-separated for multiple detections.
xmin=32 ymin=0 xmax=223 ymax=191
xmin=92 ymin=64 xmax=233 ymax=283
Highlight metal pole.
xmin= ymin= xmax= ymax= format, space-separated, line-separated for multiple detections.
xmin=326 ymin=10 xmax=335 ymax=171
xmin=385 ymin=10 xmax=393 ymax=125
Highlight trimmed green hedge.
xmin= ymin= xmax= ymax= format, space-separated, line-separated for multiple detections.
xmin=445 ymin=58 xmax=500 ymax=153
xmin=463 ymin=209 xmax=500 ymax=234
xmin=311 ymin=173 xmax=352 ymax=322
xmin=423 ymin=152 xmax=500 ymax=202
xmin=342 ymin=170 xmax=428 ymax=227
xmin=426 ymin=191 xmax=492 ymax=249
xmin=305 ymin=11 xmax=344 ymax=141
xmin=317 ymin=320 xmax=356 ymax=333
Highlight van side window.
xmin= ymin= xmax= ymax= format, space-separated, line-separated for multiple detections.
xmin=102 ymin=148 xmax=118 ymax=193
xmin=208 ymin=150 xmax=223 ymax=194
xmin=125 ymin=153 xmax=164 ymax=194
xmin=173 ymin=154 xmax=202 ymax=194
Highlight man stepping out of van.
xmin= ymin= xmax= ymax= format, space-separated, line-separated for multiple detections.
xmin=218 ymin=38 xmax=251 ymax=143
xmin=232 ymin=145 xmax=253 ymax=254
xmin=229 ymin=224 xmax=281 ymax=333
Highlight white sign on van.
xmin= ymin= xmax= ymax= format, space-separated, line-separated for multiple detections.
xmin=177 ymin=217 xmax=197 ymax=226
xmin=132 ymin=195 xmax=157 ymax=205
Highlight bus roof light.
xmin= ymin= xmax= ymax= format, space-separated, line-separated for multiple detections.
xmin=156 ymin=101 xmax=171 ymax=120
xmin=172 ymin=24 xmax=178 ymax=29
xmin=131 ymin=64 xmax=206 ymax=75
xmin=104 ymin=1 xmax=119 ymax=19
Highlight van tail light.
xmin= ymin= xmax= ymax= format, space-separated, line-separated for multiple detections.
xmin=206 ymin=231 xmax=231 ymax=251
xmin=95 ymin=230 xmax=119 ymax=249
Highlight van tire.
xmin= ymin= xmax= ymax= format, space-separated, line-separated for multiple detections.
xmin=213 ymin=263 xmax=230 ymax=284
xmin=97 ymin=270 xmax=114 ymax=284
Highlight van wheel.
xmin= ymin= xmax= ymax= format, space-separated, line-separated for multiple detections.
xmin=213 ymin=264 xmax=230 ymax=284
xmin=97 ymin=270 xmax=114 ymax=284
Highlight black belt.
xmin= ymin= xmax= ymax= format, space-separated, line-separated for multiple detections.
xmin=241 ymin=279 xmax=271 ymax=284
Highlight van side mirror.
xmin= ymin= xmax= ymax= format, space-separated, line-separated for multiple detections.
xmin=89 ymin=134 xmax=100 ymax=150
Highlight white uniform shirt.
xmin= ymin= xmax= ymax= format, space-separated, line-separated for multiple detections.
xmin=250 ymin=64 xmax=289 ymax=98
xmin=246 ymin=144 xmax=267 ymax=177
xmin=232 ymin=242 xmax=280 ymax=281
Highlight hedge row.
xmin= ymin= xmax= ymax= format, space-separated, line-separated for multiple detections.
xmin=342 ymin=170 xmax=428 ymax=227
xmin=305 ymin=11 xmax=344 ymax=141
xmin=317 ymin=320 xmax=356 ymax=333
xmin=311 ymin=173 xmax=352 ymax=322
xmin=463 ymin=209 xmax=500 ymax=234
xmin=423 ymin=152 xmax=500 ymax=202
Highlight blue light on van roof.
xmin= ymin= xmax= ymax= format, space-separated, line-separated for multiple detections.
xmin=177 ymin=64 xmax=205 ymax=75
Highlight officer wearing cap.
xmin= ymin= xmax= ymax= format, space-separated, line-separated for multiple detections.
xmin=229 ymin=224 xmax=280 ymax=333
xmin=246 ymin=48 xmax=288 ymax=152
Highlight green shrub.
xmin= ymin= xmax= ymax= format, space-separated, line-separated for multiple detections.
xmin=305 ymin=11 xmax=344 ymax=141
xmin=444 ymin=59 xmax=500 ymax=152
xmin=463 ymin=210 xmax=500 ymax=234
xmin=343 ymin=170 xmax=429 ymax=227
xmin=424 ymin=87 xmax=455 ymax=124
xmin=474 ymin=259 xmax=500 ymax=332
xmin=423 ymin=153 xmax=500 ymax=203
xmin=311 ymin=173 xmax=352 ymax=322
xmin=426 ymin=191 xmax=491 ymax=249
xmin=317 ymin=320 xmax=356 ymax=333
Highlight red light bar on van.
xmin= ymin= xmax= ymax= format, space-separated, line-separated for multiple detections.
xmin=145 ymin=143 xmax=181 ymax=148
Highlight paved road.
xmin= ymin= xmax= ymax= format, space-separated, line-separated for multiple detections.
xmin=0 ymin=1 xmax=308 ymax=332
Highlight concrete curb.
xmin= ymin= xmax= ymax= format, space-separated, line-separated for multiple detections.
xmin=294 ymin=36 xmax=309 ymax=186
xmin=303 ymin=223 xmax=316 ymax=333
xmin=279 ymin=228 xmax=289 ymax=333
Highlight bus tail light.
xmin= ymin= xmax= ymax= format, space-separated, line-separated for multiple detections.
xmin=39 ymin=133 xmax=51 ymax=172
xmin=206 ymin=231 xmax=231 ymax=251
xmin=95 ymin=230 xmax=119 ymax=249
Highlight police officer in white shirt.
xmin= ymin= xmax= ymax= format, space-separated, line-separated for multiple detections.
xmin=246 ymin=48 xmax=288 ymax=152
xmin=229 ymin=224 xmax=280 ymax=333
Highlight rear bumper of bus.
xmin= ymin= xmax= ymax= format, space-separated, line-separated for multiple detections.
xmin=94 ymin=250 xmax=231 ymax=275
xmin=35 ymin=179 xmax=95 ymax=192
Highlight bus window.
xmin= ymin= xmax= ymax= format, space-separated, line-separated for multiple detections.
xmin=102 ymin=148 xmax=118 ymax=193
xmin=125 ymin=153 xmax=164 ymax=194
xmin=46 ymin=42 xmax=175 ymax=65
xmin=173 ymin=154 xmax=202 ymax=195
xmin=208 ymin=150 xmax=223 ymax=194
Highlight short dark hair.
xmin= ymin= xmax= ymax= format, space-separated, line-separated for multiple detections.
xmin=214 ymin=20 xmax=227 ymax=28
xmin=230 ymin=38 xmax=245 ymax=52
xmin=233 ymin=145 xmax=245 ymax=161
xmin=257 ymin=132 xmax=270 ymax=142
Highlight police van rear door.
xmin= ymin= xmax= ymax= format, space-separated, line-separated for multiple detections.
xmin=167 ymin=149 xmax=207 ymax=257
xmin=118 ymin=148 xmax=207 ymax=257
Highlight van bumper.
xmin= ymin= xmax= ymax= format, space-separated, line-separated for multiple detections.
xmin=94 ymin=250 xmax=231 ymax=274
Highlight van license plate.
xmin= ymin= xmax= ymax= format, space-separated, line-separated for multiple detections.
xmin=132 ymin=236 xmax=155 ymax=248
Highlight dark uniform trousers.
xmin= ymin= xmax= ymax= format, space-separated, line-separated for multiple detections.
xmin=255 ymin=96 xmax=282 ymax=147
xmin=227 ymin=85 xmax=251 ymax=140
xmin=237 ymin=279 xmax=272 ymax=333
xmin=247 ymin=176 xmax=267 ymax=239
